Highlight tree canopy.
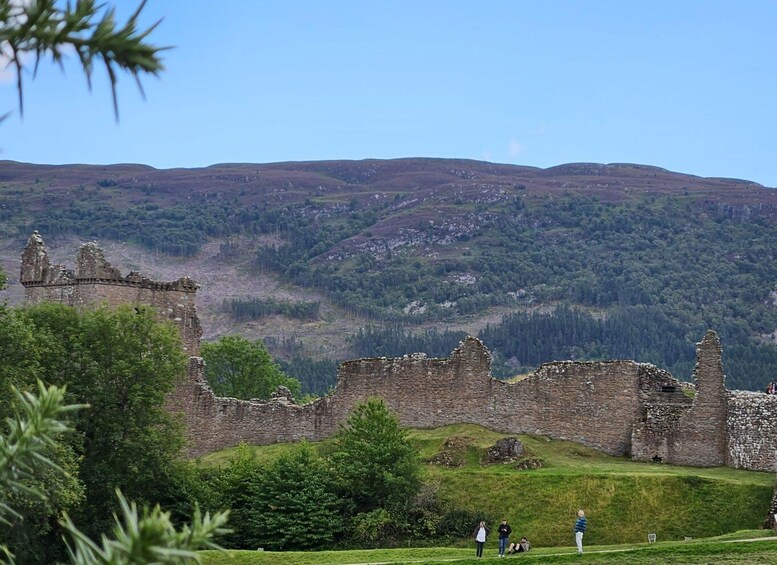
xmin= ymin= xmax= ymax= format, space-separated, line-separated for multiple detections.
xmin=201 ymin=335 xmax=301 ymax=400
xmin=0 ymin=381 xmax=228 ymax=564
xmin=0 ymin=303 xmax=188 ymax=550
xmin=330 ymin=398 xmax=421 ymax=514
xmin=216 ymin=443 xmax=345 ymax=551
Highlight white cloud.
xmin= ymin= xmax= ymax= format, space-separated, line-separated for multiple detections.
xmin=508 ymin=139 xmax=526 ymax=158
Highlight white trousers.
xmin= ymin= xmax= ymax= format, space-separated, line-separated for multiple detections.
xmin=575 ymin=531 xmax=584 ymax=553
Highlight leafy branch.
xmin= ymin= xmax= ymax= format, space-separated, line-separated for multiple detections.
xmin=0 ymin=0 xmax=167 ymax=119
xmin=0 ymin=380 xmax=229 ymax=564
xmin=61 ymin=491 xmax=229 ymax=565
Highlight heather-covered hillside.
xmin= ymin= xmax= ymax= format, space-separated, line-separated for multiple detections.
xmin=2 ymin=158 xmax=776 ymax=393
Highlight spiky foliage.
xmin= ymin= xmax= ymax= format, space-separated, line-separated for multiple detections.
xmin=0 ymin=381 xmax=230 ymax=564
xmin=0 ymin=380 xmax=82 ymax=528
xmin=61 ymin=491 xmax=229 ymax=565
xmin=0 ymin=0 xmax=166 ymax=118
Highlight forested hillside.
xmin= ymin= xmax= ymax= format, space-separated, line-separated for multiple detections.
xmin=2 ymin=158 xmax=776 ymax=393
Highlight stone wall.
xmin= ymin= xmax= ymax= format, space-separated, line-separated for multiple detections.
xmin=177 ymin=340 xmax=657 ymax=458
xmin=18 ymin=233 xmax=777 ymax=474
xmin=671 ymin=331 xmax=729 ymax=467
xmin=631 ymin=331 xmax=729 ymax=466
xmin=728 ymin=391 xmax=777 ymax=472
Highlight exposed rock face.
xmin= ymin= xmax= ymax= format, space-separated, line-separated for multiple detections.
xmin=487 ymin=437 xmax=524 ymax=463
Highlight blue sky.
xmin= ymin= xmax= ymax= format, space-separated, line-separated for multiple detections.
xmin=2 ymin=1 xmax=776 ymax=187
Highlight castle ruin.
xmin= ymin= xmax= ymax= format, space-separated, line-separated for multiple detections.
xmin=17 ymin=233 xmax=777 ymax=476
xmin=20 ymin=231 xmax=201 ymax=355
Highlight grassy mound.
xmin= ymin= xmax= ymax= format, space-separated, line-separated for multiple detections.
xmin=410 ymin=426 xmax=773 ymax=546
xmin=198 ymin=424 xmax=774 ymax=547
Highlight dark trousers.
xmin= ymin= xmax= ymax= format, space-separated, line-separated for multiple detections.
xmin=476 ymin=541 xmax=485 ymax=557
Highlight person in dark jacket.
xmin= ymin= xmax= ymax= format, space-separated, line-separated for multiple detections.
xmin=473 ymin=521 xmax=490 ymax=558
xmin=497 ymin=519 xmax=512 ymax=557
xmin=574 ymin=509 xmax=587 ymax=554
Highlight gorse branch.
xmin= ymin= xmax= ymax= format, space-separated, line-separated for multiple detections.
xmin=0 ymin=0 xmax=167 ymax=119
xmin=0 ymin=380 xmax=229 ymax=564
xmin=0 ymin=380 xmax=82 ymax=525
xmin=0 ymin=380 xmax=84 ymax=561
xmin=60 ymin=490 xmax=230 ymax=564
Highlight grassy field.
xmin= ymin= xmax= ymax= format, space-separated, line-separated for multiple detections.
xmin=200 ymin=532 xmax=777 ymax=564
xmin=196 ymin=424 xmax=775 ymax=549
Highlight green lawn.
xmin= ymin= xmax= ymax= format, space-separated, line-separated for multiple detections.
xmin=200 ymin=533 xmax=777 ymax=564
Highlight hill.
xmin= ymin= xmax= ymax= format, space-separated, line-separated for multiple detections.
xmin=2 ymin=158 xmax=777 ymax=393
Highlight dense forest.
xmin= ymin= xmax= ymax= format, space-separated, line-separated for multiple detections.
xmin=3 ymin=159 xmax=777 ymax=393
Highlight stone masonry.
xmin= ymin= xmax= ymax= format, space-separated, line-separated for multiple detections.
xmin=17 ymin=233 xmax=777 ymax=477
xmin=20 ymin=232 xmax=201 ymax=355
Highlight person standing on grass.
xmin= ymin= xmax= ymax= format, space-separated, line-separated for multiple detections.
xmin=473 ymin=520 xmax=489 ymax=558
xmin=497 ymin=518 xmax=512 ymax=558
xmin=574 ymin=509 xmax=587 ymax=554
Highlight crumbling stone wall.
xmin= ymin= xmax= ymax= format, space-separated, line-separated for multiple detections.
xmin=18 ymin=233 xmax=777 ymax=473
xmin=175 ymin=340 xmax=655 ymax=458
xmin=171 ymin=340 xmax=498 ymax=456
xmin=728 ymin=391 xmax=777 ymax=472
xmin=175 ymin=337 xmax=752 ymax=465
xmin=509 ymin=360 xmax=644 ymax=456
xmin=632 ymin=331 xmax=729 ymax=467
xmin=164 ymin=358 xmax=330 ymax=455
xmin=671 ymin=331 xmax=729 ymax=466
xmin=632 ymin=366 xmax=694 ymax=463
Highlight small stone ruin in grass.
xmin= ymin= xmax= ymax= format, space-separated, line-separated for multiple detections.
xmin=486 ymin=436 xmax=524 ymax=463
xmin=428 ymin=436 xmax=472 ymax=468
xmin=485 ymin=437 xmax=544 ymax=469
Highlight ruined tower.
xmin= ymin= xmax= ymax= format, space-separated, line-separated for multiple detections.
xmin=19 ymin=232 xmax=202 ymax=355
xmin=631 ymin=330 xmax=728 ymax=467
